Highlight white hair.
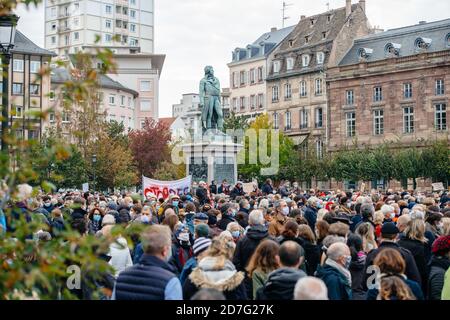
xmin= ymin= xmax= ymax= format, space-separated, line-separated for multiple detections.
xmin=317 ymin=208 xmax=329 ymax=221
xmin=259 ymin=198 xmax=269 ymax=209
xmin=249 ymin=209 xmax=265 ymax=226
xmin=307 ymin=196 xmax=318 ymax=206
xmin=294 ymin=277 xmax=329 ymax=300
xmin=410 ymin=210 xmax=425 ymax=221
xmin=381 ymin=204 xmax=394 ymax=215
xmin=326 ymin=242 xmax=350 ymax=262
xmin=16 ymin=184 xmax=33 ymax=201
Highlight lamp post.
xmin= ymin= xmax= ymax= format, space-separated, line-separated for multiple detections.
xmin=92 ymin=154 xmax=97 ymax=193
xmin=0 ymin=14 xmax=19 ymax=157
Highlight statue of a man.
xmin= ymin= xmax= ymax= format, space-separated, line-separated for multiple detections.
xmin=199 ymin=66 xmax=223 ymax=131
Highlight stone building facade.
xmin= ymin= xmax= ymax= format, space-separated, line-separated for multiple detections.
xmin=266 ymin=0 xmax=371 ymax=152
xmin=327 ymin=18 xmax=450 ymax=190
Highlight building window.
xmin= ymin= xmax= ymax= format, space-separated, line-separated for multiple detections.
xmin=12 ymin=83 xmax=23 ymax=95
xmin=130 ymin=38 xmax=138 ymax=46
xmin=257 ymin=67 xmax=263 ymax=82
xmin=30 ymin=84 xmax=40 ymax=95
xmin=315 ymin=78 xmax=323 ymax=95
xmin=73 ymin=18 xmax=79 ymax=26
xmin=130 ymin=9 xmax=136 ymax=19
xmin=436 ymin=79 xmax=445 ymax=95
xmin=232 ymin=98 xmax=238 ymax=111
xmin=13 ymin=59 xmax=24 ymax=72
xmin=403 ymin=107 xmax=414 ymax=133
xmin=316 ymin=140 xmax=324 ymax=159
xmin=346 ymin=112 xmax=356 ymax=137
xmin=239 ymin=71 xmax=246 ymax=86
xmin=284 ymin=83 xmax=292 ymax=100
xmin=317 ymin=52 xmax=325 ymax=64
xmin=140 ymin=99 xmax=152 ymax=111
xmin=435 ymin=103 xmax=447 ymax=131
xmin=28 ymin=128 xmax=39 ymax=140
xmin=273 ymin=61 xmax=280 ymax=73
xmin=121 ymin=95 xmax=126 ymax=106
xmin=109 ymin=95 xmax=115 ymax=105
xmin=74 ymin=32 xmax=79 ymax=40
xmin=257 ymin=93 xmax=264 ymax=108
xmin=373 ymin=109 xmax=384 ymax=135
xmin=273 ymin=112 xmax=279 ymax=129
xmin=322 ymin=31 xmax=327 ymax=39
xmin=51 ymin=7 xmax=56 ymax=17
xmin=239 ymin=96 xmax=246 ymax=110
xmin=128 ymin=97 xmax=132 ymax=107
xmin=13 ymin=106 xmax=23 ymax=118
xmin=272 ymin=85 xmax=279 ymax=102
xmin=285 ymin=111 xmax=291 ymax=130
xmin=16 ymin=129 xmax=24 ymax=140
xmin=446 ymin=33 xmax=450 ymax=47
xmin=250 ymin=95 xmax=256 ymax=109
xmin=51 ymin=36 xmax=56 ymax=45
xmin=315 ymin=108 xmax=323 ymax=128
xmin=300 ymin=80 xmax=307 ymax=97
xmin=49 ymin=90 xmax=55 ymax=101
xmin=62 ymin=112 xmax=70 ymax=123
xmin=130 ymin=23 xmax=136 ymax=32
xmin=286 ymin=57 xmax=294 ymax=70
xmin=373 ymin=86 xmax=383 ymax=102
xmin=106 ymin=19 xmax=112 ymax=28
xmin=305 ymin=36 xmax=309 ymax=44
xmin=300 ymin=109 xmax=308 ymax=129
xmin=250 ymin=68 xmax=255 ymax=84
xmin=346 ymin=90 xmax=354 ymax=105
xmin=302 ymin=55 xmax=310 ymax=67
xmin=49 ymin=112 xmax=55 ymax=123
xmin=404 ymin=83 xmax=412 ymax=99
xmin=30 ymin=61 xmax=41 ymax=73
xmin=140 ymin=80 xmax=151 ymax=91
xmin=105 ymin=34 xmax=112 ymax=42
xmin=105 ymin=5 xmax=112 ymax=14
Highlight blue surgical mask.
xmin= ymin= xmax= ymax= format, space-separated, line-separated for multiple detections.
xmin=93 ymin=214 xmax=101 ymax=222
xmin=282 ymin=207 xmax=289 ymax=216
xmin=172 ymin=201 xmax=179 ymax=207
xmin=141 ymin=215 xmax=150 ymax=224
xmin=231 ymin=231 xmax=240 ymax=238
xmin=230 ymin=210 xmax=237 ymax=217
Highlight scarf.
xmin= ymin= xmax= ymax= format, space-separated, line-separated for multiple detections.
xmin=325 ymin=258 xmax=352 ymax=287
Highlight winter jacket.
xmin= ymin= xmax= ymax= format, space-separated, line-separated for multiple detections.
xmin=179 ymin=256 xmax=197 ymax=286
xmin=170 ymin=242 xmax=193 ymax=275
xmin=299 ymin=237 xmax=321 ymax=276
xmin=109 ymin=237 xmax=133 ymax=278
xmin=256 ymin=267 xmax=306 ymax=300
xmin=268 ymin=213 xmax=286 ymax=237
xmin=114 ymin=254 xmax=181 ymax=300
xmin=251 ymin=269 xmax=271 ymax=300
xmin=303 ymin=206 xmax=318 ymax=230
xmin=233 ymin=224 xmax=271 ymax=298
xmin=261 ymin=183 xmax=273 ymax=195
xmin=364 ymin=241 xmax=422 ymax=290
xmin=217 ymin=214 xmax=236 ymax=231
xmin=366 ymin=275 xmax=424 ymax=300
xmin=230 ymin=186 xmax=245 ymax=200
xmin=441 ymin=267 xmax=450 ymax=300
xmin=316 ymin=263 xmax=352 ymax=300
xmin=70 ymin=208 xmax=87 ymax=220
xmin=183 ymin=256 xmax=247 ymax=300
xmin=350 ymin=251 xmax=367 ymax=300
xmin=50 ymin=217 xmax=65 ymax=237
xmin=428 ymin=255 xmax=450 ymax=300
xmin=209 ymin=184 xmax=217 ymax=195
xmin=196 ymin=187 xmax=209 ymax=205
xmin=397 ymin=235 xmax=429 ymax=294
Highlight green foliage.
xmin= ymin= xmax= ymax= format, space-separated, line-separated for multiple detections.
xmin=223 ymin=111 xmax=251 ymax=132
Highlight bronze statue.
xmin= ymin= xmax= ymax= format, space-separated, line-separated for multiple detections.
xmin=199 ymin=66 xmax=223 ymax=132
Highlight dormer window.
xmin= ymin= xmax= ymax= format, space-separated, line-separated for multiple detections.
xmin=327 ymin=15 xmax=332 ymax=23
xmin=317 ymin=52 xmax=325 ymax=65
xmin=322 ymin=32 xmax=327 ymax=39
xmin=415 ymin=37 xmax=432 ymax=50
xmin=446 ymin=33 xmax=450 ymax=47
xmin=357 ymin=47 xmax=373 ymax=59
xmin=302 ymin=55 xmax=310 ymax=67
xmin=305 ymin=36 xmax=309 ymax=44
xmin=385 ymin=42 xmax=401 ymax=57
xmin=288 ymin=39 xmax=294 ymax=47
xmin=286 ymin=57 xmax=294 ymax=70
xmin=310 ymin=19 xmax=315 ymax=26
xmin=273 ymin=61 xmax=280 ymax=73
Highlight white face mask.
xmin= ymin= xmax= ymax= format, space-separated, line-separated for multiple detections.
xmin=390 ymin=212 xmax=396 ymax=219
xmin=282 ymin=207 xmax=289 ymax=216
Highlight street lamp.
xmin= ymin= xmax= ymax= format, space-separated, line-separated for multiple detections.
xmin=0 ymin=14 xmax=19 ymax=156
xmin=92 ymin=154 xmax=97 ymax=193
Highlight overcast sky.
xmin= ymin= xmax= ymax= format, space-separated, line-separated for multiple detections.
xmin=15 ymin=0 xmax=450 ymax=117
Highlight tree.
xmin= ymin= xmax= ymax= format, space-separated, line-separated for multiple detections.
xmin=129 ymin=118 xmax=172 ymax=178
xmin=106 ymin=120 xmax=129 ymax=148
xmin=421 ymin=140 xmax=450 ymax=185
xmin=153 ymin=161 xmax=186 ymax=181
xmin=223 ymin=111 xmax=251 ymax=132
xmin=393 ymin=147 xmax=424 ymax=189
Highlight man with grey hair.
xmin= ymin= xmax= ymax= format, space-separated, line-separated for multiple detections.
xmin=233 ymin=209 xmax=271 ymax=298
xmin=113 ymin=225 xmax=182 ymax=300
xmin=304 ymin=196 xmax=319 ymax=230
xmin=294 ymin=277 xmax=328 ymax=300
xmin=316 ymin=242 xmax=352 ymax=300
xmin=353 ymin=203 xmax=376 ymax=231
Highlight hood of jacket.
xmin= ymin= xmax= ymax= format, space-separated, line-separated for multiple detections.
xmin=189 ymin=256 xmax=244 ymax=292
xmin=429 ymin=255 xmax=450 ymax=271
xmin=263 ymin=268 xmax=306 ymax=298
xmin=246 ymin=224 xmax=269 ymax=240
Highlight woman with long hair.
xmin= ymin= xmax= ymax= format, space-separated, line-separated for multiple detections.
xmin=355 ymin=222 xmax=377 ymax=253
xmin=246 ymin=240 xmax=280 ymax=299
xmin=367 ymin=248 xmax=424 ymax=300
xmin=378 ymin=276 xmax=417 ymax=300
xmin=297 ymin=224 xmax=321 ymax=276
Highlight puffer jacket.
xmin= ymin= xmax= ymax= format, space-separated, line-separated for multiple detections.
xmin=428 ymin=255 xmax=450 ymax=300
xmin=256 ymin=268 xmax=306 ymax=300
xmin=183 ymin=256 xmax=247 ymax=300
xmin=109 ymin=237 xmax=133 ymax=278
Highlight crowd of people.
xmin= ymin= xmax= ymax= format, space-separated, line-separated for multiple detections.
xmin=1 ymin=178 xmax=450 ymax=300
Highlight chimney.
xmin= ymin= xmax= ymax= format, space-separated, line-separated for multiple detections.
xmin=346 ymin=0 xmax=352 ymax=18
xmin=301 ymin=15 xmax=306 ymax=20
xmin=359 ymin=0 xmax=366 ymax=13
xmin=271 ymin=27 xmax=277 ymax=32
xmin=419 ymin=21 xmax=427 ymax=25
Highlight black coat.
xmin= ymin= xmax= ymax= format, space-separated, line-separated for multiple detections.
xmin=196 ymin=187 xmax=209 ymax=205
xmin=427 ymin=255 xmax=450 ymax=300
xmin=397 ymin=235 xmax=429 ymax=294
xmin=209 ymin=184 xmax=217 ymax=195
xmin=230 ymin=187 xmax=244 ymax=200
xmin=303 ymin=206 xmax=317 ymax=230
xmin=277 ymin=236 xmax=320 ymax=276
xmin=217 ymin=214 xmax=236 ymax=231
xmin=349 ymin=256 xmax=366 ymax=300
xmin=364 ymin=241 xmax=422 ymax=290
xmin=256 ymin=268 xmax=306 ymax=300
xmin=316 ymin=264 xmax=352 ymax=300
xmin=261 ymin=183 xmax=273 ymax=195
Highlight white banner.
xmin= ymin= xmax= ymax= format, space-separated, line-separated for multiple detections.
xmin=143 ymin=175 xmax=192 ymax=200
xmin=82 ymin=183 xmax=89 ymax=192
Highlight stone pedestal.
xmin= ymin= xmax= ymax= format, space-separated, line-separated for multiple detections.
xmin=181 ymin=130 xmax=243 ymax=184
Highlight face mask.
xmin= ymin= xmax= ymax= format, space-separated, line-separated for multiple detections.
xmin=231 ymin=231 xmax=240 ymax=239
xmin=150 ymin=200 xmax=156 ymax=205
xmin=141 ymin=215 xmax=150 ymax=224
xmin=390 ymin=212 xmax=396 ymax=219
xmin=282 ymin=207 xmax=289 ymax=216
xmin=317 ymin=202 xmax=323 ymax=209
xmin=344 ymin=255 xmax=352 ymax=269
xmin=347 ymin=203 xmax=351 ymax=208
xmin=245 ymin=204 xmax=250 ymax=210
xmin=44 ymin=202 xmax=51 ymax=207
xmin=178 ymin=232 xmax=190 ymax=242
xmin=93 ymin=214 xmax=101 ymax=222
xmin=230 ymin=210 xmax=237 ymax=217
xmin=172 ymin=201 xmax=179 ymax=207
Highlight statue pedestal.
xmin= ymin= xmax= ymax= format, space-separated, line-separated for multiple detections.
xmin=181 ymin=130 xmax=243 ymax=184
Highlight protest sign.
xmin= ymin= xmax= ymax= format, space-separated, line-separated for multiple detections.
xmin=243 ymin=182 xmax=254 ymax=194
xmin=432 ymin=182 xmax=445 ymax=191
xmin=82 ymin=183 xmax=89 ymax=192
xmin=143 ymin=176 xmax=192 ymax=200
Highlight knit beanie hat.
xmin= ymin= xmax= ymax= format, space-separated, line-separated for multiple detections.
xmin=432 ymin=235 xmax=450 ymax=256
xmin=195 ymin=223 xmax=210 ymax=238
xmin=193 ymin=237 xmax=212 ymax=256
